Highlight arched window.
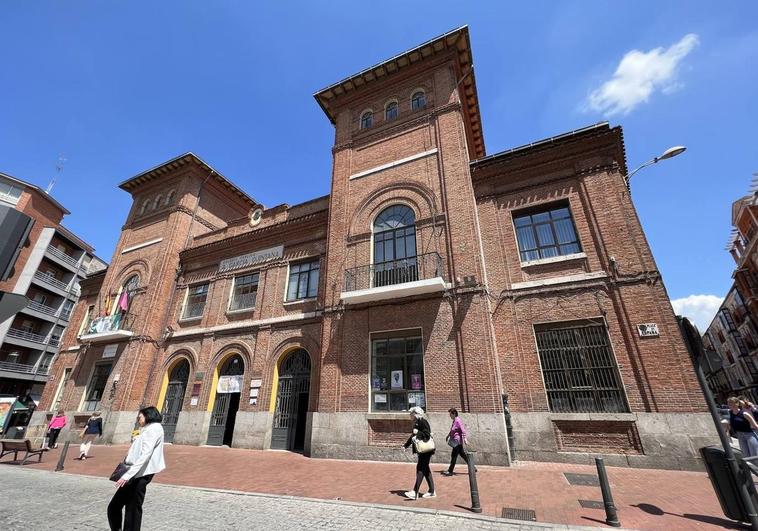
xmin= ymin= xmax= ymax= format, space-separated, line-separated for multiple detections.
xmin=385 ymin=101 xmax=398 ymax=121
xmin=411 ymin=90 xmax=426 ymax=111
xmin=139 ymin=200 xmax=149 ymax=215
xmin=372 ymin=205 xmax=417 ymax=287
xmin=360 ymin=110 xmax=373 ymax=129
xmin=153 ymin=195 xmax=162 ymax=210
xmin=165 ymin=190 xmax=176 ymax=206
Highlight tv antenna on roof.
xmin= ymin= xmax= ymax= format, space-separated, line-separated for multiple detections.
xmin=46 ymin=154 xmax=66 ymax=194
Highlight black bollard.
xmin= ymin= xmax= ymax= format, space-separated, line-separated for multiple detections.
xmin=467 ymin=450 xmax=482 ymax=513
xmin=595 ymin=457 xmax=621 ymax=527
xmin=55 ymin=441 xmax=70 ymax=472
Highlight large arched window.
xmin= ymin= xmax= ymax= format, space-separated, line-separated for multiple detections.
xmin=411 ymin=90 xmax=426 ymax=111
xmin=385 ymin=101 xmax=398 ymax=121
xmin=373 ymin=205 xmax=418 ymax=287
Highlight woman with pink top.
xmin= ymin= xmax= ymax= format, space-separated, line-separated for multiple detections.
xmin=47 ymin=409 xmax=67 ymax=449
xmin=442 ymin=408 xmax=473 ymax=476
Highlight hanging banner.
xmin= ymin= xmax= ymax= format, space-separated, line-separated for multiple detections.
xmin=217 ymin=375 xmax=243 ymax=394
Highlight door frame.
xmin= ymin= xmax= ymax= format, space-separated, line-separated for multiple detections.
xmin=270 ymin=348 xmax=312 ymax=452
xmin=206 ymin=352 xmax=245 ymax=446
xmin=158 ymin=357 xmax=191 ymax=443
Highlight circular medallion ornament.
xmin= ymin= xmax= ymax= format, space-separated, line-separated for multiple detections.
xmin=249 ymin=208 xmax=263 ymax=227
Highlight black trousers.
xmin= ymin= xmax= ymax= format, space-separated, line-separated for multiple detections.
xmin=107 ymin=474 xmax=154 ymax=531
xmin=47 ymin=428 xmax=61 ymax=447
xmin=448 ymin=443 xmax=470 ymax=472
xmin=413 ymin=452 xmax=435 ymax=493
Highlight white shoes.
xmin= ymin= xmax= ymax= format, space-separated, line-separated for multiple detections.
xmin=404 ymin=491 xmax=418 ymax=500
xmin=422 ymin=492 xmax=437 ymax=498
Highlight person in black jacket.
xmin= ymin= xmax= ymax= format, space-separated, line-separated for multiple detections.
xmin=79 ymin=411 xmax=103 ymax=460
xmin=403 ymin=406 xmax=436 ymax=500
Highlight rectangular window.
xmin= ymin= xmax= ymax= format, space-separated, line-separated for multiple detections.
xmin=286 ymin=259 xmax=320 ymax=301
xmin=0 ymin=181 xmax=23 ymax=204
xmin=53 ymin=368 xmax=72 ymax=411
xmin=61 ymin=300 xmax=74 ymax=321
xmin=513 ymin=202 xmax=581 ymax=262
xmin=83 ymin=363 xmax=112 ymax=411
xmin=183 ymin=283 xmax=209 ymax=319
xmin=535 ymin=320 xmax=628 ymax=413
xmin=79 ymin=305 xmax=94 ymax=336
xmin=370 ymin=332 xmax=425 ymax=412
xmin=230 ymin=273 xmax=259 ymax=311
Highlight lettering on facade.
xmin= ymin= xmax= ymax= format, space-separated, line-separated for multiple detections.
xmin=637 ymin=323 xmax=659 ymax=337
xmin=218 ymin=245 xmax=284 ymax=273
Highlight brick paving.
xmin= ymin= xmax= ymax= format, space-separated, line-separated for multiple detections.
xmin=4 ymin=443 xmax=745 ymax=530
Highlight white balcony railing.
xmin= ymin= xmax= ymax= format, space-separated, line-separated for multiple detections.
xmin=46 ymin=245 xmax=80 ymax=267
xmin=0 ymin=361 xmax=49 ymax=375
xmin=26 ymin=300 xmax=57 ymax=316
xmin=7 ymin=327 xmax=48 ymax=344
xmin=34 ymin=271 xmax=69 ymax=291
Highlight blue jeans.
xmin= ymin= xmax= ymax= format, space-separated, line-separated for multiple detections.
xmin=737 ymin=430 xmax=758 ymax=458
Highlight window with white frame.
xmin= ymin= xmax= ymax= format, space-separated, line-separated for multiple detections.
xmin=286 ymin=259 xmax=319 ymax=301
xmin=230 ymin=273 xmax=259 ymax=311
xmin=370 ymin=332 xmax=425 ymax=412
xmin=360 ymin=110 xmax=373 ymax=129
xmin=411 ymin=90 xmax=426 ymax=111
xmin=53 ymin=367 xmax=72 ymax=411
xmin=83 ymin=362 xmax=112 ymax=411
xmin=513 ymin=202 xmax=581 ymax=262
xmin=0 ymin=180 xmax=23 ymax=204
xmin=183 ymin=283 xmax=209 ymax=319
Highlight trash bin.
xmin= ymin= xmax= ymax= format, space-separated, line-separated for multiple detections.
xmin=700 ymin=445 xmax=758 ymax=523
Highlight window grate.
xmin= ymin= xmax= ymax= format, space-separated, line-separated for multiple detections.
xmin=536 ymin=323 xmax=628 ymax=413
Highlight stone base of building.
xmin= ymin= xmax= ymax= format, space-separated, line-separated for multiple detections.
xmin=511 ymin=412 xmax=720 ymax=471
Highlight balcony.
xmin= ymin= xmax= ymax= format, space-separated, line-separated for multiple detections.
xmin=341 ymin=252 xmax=448 ymax=305
xmin=45 ymin=245 xmax=81 ymax=271
xmin=79 ymin=313 xmax=134 ymax=343
xmin=26 ymin=300 xmax=57 ymax=316
xmin=0 ymin=360 xmax=49 ymax=381
xmin=4 ymin=327 xmax=56 ymax=351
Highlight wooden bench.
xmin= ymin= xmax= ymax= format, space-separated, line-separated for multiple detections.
xmin=0 ymin=439 xmax=46 ymax=465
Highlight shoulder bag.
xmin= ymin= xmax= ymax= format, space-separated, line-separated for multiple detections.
xmin=109 ymin=461 xmax=129 ymax=482
xmin=413 ymin=435 xmax=436 ymax=454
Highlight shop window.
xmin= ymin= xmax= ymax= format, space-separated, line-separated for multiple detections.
xmin=183 ymin=283 xmax=209 ymax=319
xmin=229 ymin=273 xmax=259 ymax=311
xmin=535 ymin=320 xmax=628 ymax=413
xmin=385 ymin=101 xmax=398 ymax=121
xmin=370 ymin=332 xmax=425 ymax=412
xmin=286 ymin=259 xmax=319 ymax=301
xmin=360 ymin=110 xmax=373 ymax=129
xmin=513 ymin=202 xmax=581 ymax=262
xmin=411 ymin=90 xmax=426 ymax=111
xmin=83 ymin=363 xmax=112 ymax=411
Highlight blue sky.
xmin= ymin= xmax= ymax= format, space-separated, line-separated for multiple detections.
xmin=1 ymin=2 xmax=756 ymax=329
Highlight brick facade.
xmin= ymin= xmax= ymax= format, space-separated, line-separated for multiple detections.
xmin=33 ymin=27 xmax=713 ymax=469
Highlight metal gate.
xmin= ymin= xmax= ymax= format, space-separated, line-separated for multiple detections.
xmin=162 ymin=359 xmax=190 ymax=443
xmin=271 ymin=349 xmax=311 ymax=451
xmin=207 ymin=355 xmax=244 ymax=446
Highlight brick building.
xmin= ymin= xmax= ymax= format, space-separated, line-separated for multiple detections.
xmin=34 ymin=27 xmax=712 ymax=469
xmin=0 ymin=171 xmax=106 ymax=402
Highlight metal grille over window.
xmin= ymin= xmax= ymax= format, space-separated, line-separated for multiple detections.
xmin=184 ymin=283 xmax=209 ymax=318
xmin=535 ymin=322 xmax=628 ymax=413
xmin=370 ymin=334 xmax=425 ymax=412
xmin=287 ymin=260 xmax=319 ymax=301
xmin=230 ymin=273 xmax=259 ymax=311
xmin=514 ymin=203 xmax=581 ymax=262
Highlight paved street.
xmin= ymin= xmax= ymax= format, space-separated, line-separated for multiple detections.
xmin=1 ymin=467 xmax=592 ymax=531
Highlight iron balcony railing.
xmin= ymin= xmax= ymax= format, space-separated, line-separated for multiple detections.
xmin=0 ymin=361 xmax=49 ymax=375
xmin=344 ymin=252 xmax=443 ymax=292
xmin=34 ymin=271 xmax=69 ymax=291
xmin=7 ymin=327 xmax=48 ymax=344
xmin=26 ymin=300 xmax=57 ymax=316
xmin=46 ymin=245 xmax=80 ymax=267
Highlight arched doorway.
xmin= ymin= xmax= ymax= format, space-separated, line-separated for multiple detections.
xmin=161 ymin=358 xmax=190 ymax=443
xmin=271 ymin=349 xmax=311 ymax=451
xmin=207 ymin=354 xmax=244 ymax=447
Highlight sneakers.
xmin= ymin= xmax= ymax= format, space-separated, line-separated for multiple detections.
xmin=441 ymin=470 xmax=454 ymax=476
xmin=422 ymin=492 xmax=437 ymax=498
xmin=403 ymin=491 xmax=418 ymax=500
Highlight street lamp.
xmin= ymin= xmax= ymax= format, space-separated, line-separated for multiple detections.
xmin=625 ymin=145 xmax=687 ymax=184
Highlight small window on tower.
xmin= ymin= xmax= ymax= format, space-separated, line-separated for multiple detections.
xmin=411 ymin=90 xmax=426 ymax=111
xmin=360 ymin=110 xmax=373 ymax=129
xmin=153 ymin=195 xmax=162 ymax=210
xmin=385 ymin=101 xmax=398 ymax=121
xmin=165 ymin=190 xmax=176 ymax=206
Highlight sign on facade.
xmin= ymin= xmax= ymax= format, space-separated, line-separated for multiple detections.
xmin=102 ymin=344 xmax=118 ymax=358
xmin=637 ymin=323 xmax=660 ymax=337
xmin=217 ymin=375 xmax=243 ymax=394
xmin=218 ymin=245 xmax=283 ymax=273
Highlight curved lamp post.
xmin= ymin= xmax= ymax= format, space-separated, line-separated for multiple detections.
xmin=625 ymin=145 xmax=687 ymax=184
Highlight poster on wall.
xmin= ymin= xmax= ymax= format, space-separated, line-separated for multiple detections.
xmin=0 ymin=397 xmax=15 ymax=432
xmin=390 ymin=370 xmax=403 ymax=389
xmin=374 ymin=393 xmax=387 ymax=404
xmin=409 ymin=392 xmax=425 ymax=408
xmin=410 ymin=374 xmax=422 ymax=390
xmin=217 ymin=375 xmax=243 ymax=394
xmin=372 ymin=376 xmax=381 ymax=390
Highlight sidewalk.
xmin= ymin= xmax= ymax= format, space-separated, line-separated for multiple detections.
xmin=8 ymin=443 xmax=741 ymax=530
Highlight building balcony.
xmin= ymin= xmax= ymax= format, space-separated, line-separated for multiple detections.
xmin=79 ymin=313 xmax=134 ymax=343
xmin=45 ymin=245 xmax=81 ymax=272
xmin=341 ymin=252 xmax=449 ymax=305
xmin=4 ymin=327 xmax=52 ymax=350
xmin=0 ymin=360 xmax=49 ymax=382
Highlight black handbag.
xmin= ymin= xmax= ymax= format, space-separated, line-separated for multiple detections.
xmin=109 ymin=461 xmax=129 ymax=482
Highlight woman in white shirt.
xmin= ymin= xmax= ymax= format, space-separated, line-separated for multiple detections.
xmin=107 ymin=406 xmax=166 ymax=531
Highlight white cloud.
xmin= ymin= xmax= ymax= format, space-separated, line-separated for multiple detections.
xmin=671 ymin=294 xmax=723 ymax=332
xmin=586 ymin=33 xmax=699 ymax=116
